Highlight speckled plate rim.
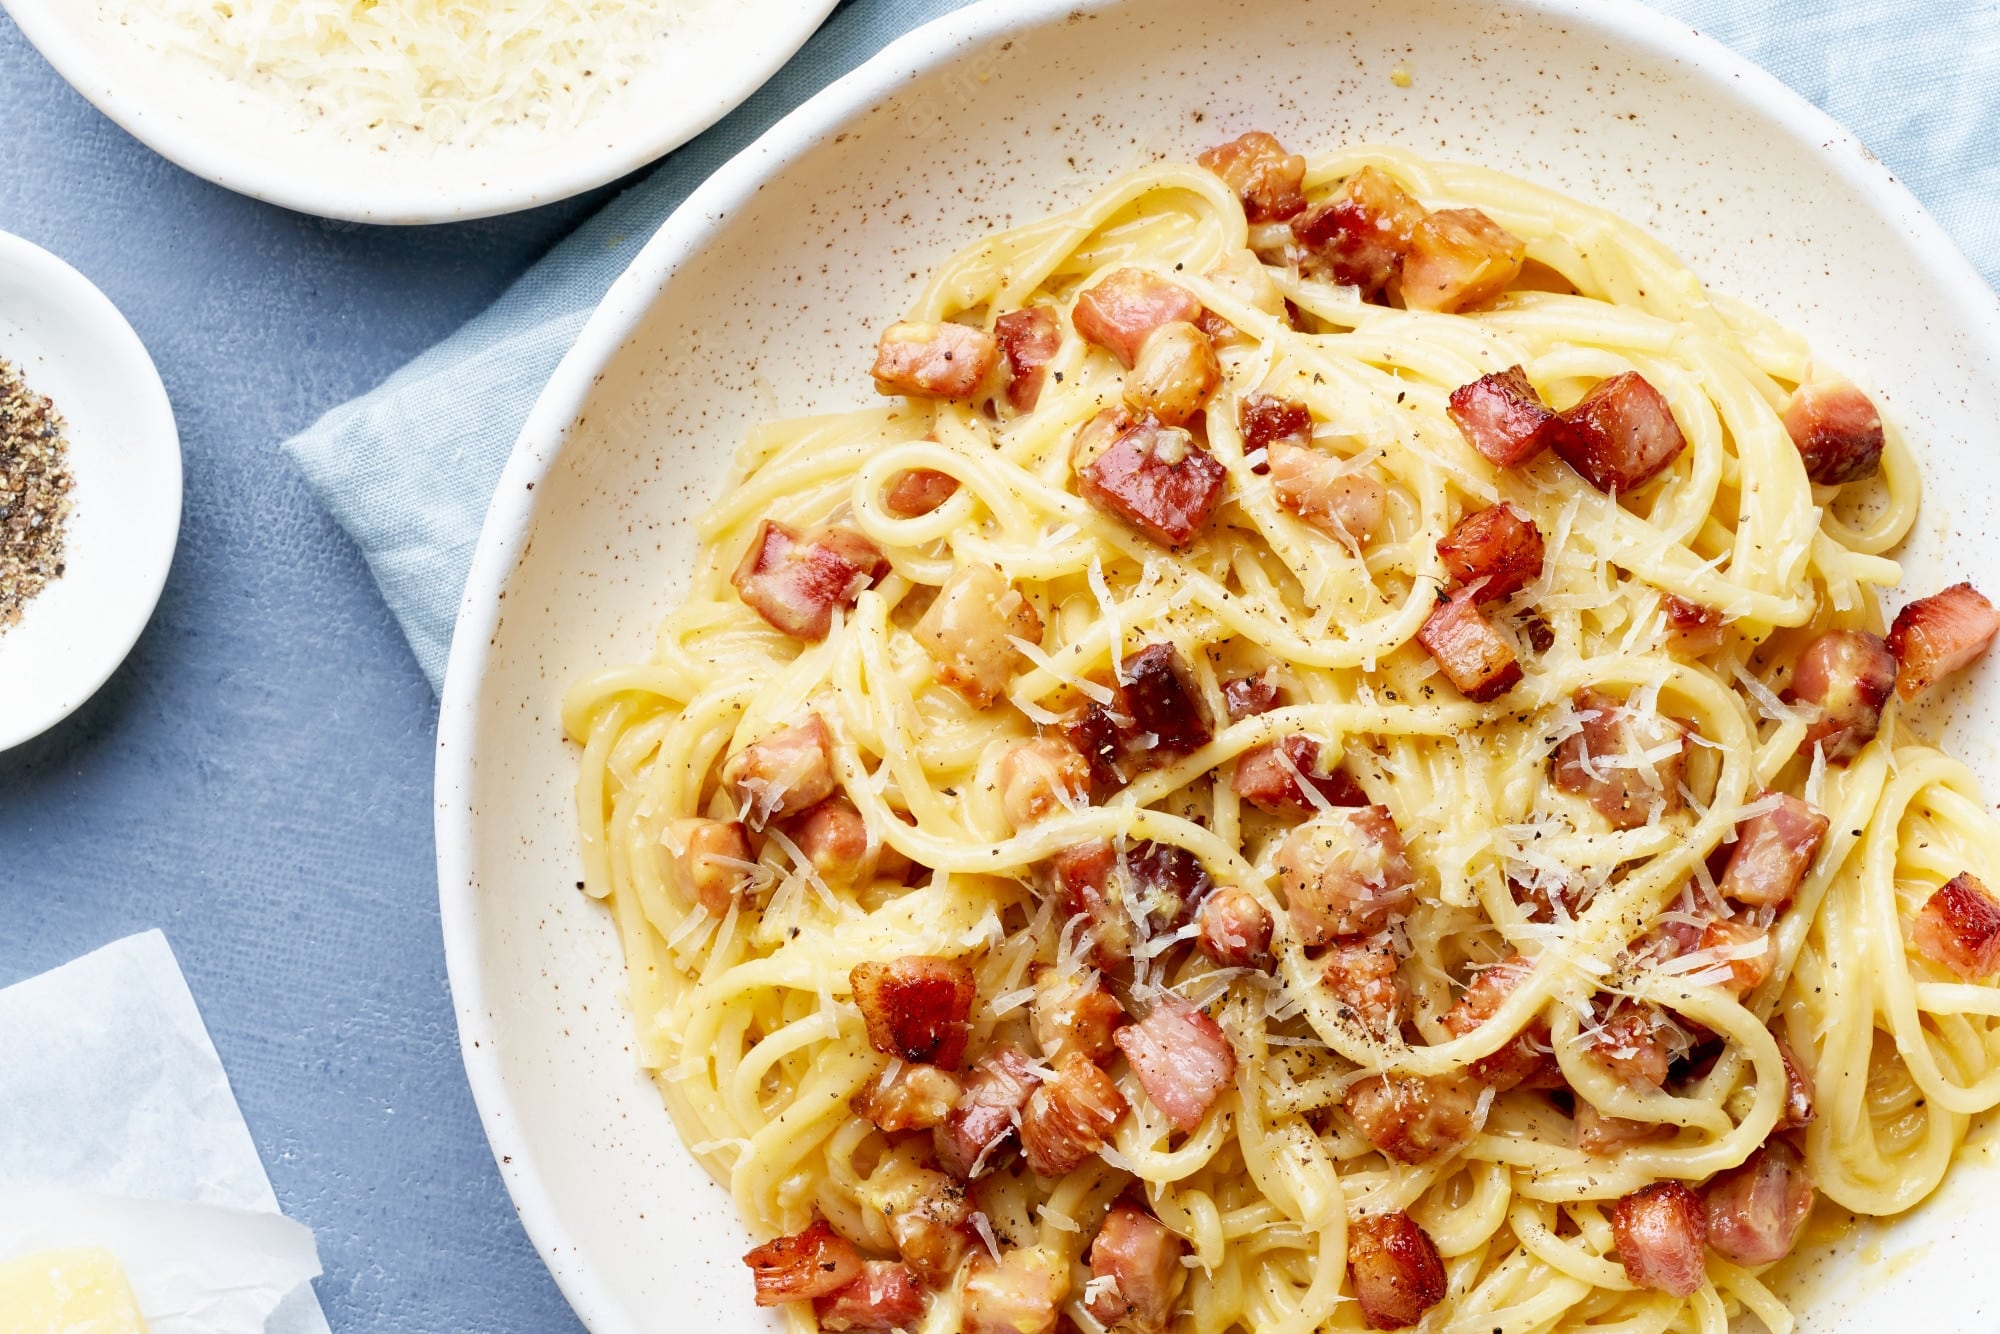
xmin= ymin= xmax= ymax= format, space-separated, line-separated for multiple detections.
xmin=436 ymin=1 xmax=2000 ymax=1328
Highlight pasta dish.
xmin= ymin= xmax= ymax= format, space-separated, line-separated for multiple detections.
xmin=563 ymin=135 xmax=2000 ymax=1333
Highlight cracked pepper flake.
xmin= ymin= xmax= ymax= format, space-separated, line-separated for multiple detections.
xmin=0 ymin=359 xmax=76 ymax=630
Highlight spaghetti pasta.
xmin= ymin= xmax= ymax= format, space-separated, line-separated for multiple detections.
xmin=564 ymin=139 xmax=2000 ymax=1334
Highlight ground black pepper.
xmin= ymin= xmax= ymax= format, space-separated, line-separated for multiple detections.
xmin=0 ymin=358 xmax=76 ymax=630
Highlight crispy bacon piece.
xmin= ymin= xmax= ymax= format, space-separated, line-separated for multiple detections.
xmin=1074 ymin=270 xmax=1204 ymax=368
xmin=1319 ymin=939 xmax=1406 ymax=1038
xmin=1074 ymin=411 xmax=1228 ymax=547
xmin=1788 ymin=628 xmax=1897 ymax=763
xmin=1888 ymin=582 xmax=2000 ymax=701
xmin=1783 ymin=379 xmax=1884 ymax=485
xmin=1198 ymin=131 xmax=1308 ymax=222
xmin=1775 ymin=1034 xmax=1817 ymax=1131
xmin=1125 ymin=321 xmax=1221 ymax=427
xmin=999 ymin=737 xmax=1091 ymax=830
xmin=1222 ymin=667 xmax=1283 ymax=721
xmin=962 ymin=1247 xmax=1068 ymax=1334
xmin=851 ymin=1062 xmax=963 ymax=1132
xmin=1268 ymin=441 xmax=1387 ymax=552
xmin=1401 ymin=208 xmax=1525 ymax=313
xmin=1197 ymin=887 xmax=1274 ymax=969
xmin=1114 ymin=994 xmax=1237 ymax=1132
xmin=1912 ymin=872 xmax=2000 ymax=980
xmin=1275 ymin=807 xmax=1417 ymax=946
xmin=1719 ymin=793 xmax=1828 ymax=909
xmin=1063 ymin=640 xmax=1215 ymax=784
xmin=1704 ymin=1140 xmax=1815 ymax=1267
xmin=1442 ymin=955 xmax=1557 ymax=1092
xmin=1611 ymin=1183 xmax=1708 ymax=1298
xmin=1657 ymin=594 xmax=1725 ymax=658
xmin=1695 ymin=919 xmax=1776 ymax=998
xmin=726 ymin=714 xmax=837 ymax=826
xmin=884 ymin=467 xmax=960 ymax=518
xmin=935 ymin=1044 xmax=1041 ymax=1179
xmin=1417 ymin=588 xmax=1522 ymax=703
xmin=1291 ymin=166 xmax=1426 ymax=297
xmin=1347 ymin=1212 xmax=1448 ymax=1330
xmin=996 ymin=306 xmax=1062 ymax=413
xmin=1447 ymin=365 xmax=1555 ymax=468
xmin=1547 ymin=372 xmax=1686 ymax=494
xmin=732 ymin=520 xmax=888 ymax=642
xmin=1233 ymin=734 xmax=1368 ymax=815
xmin=1551 ymin=688 xmax=1687 ymax=830
xmin=1048 ymin=836 xmax=1211 ymax=968
xmin=851 ymin=957 xmax=977 ymax=1068
xmin=1438 ymin=502 xmax=1544 ymax=603
xmin=1510 ymin=872 xmax=1586 ymax=924
xmin=861 ymin=1158 xmax=972 ymax=1279
xmin=815 ymin=1262 xmax=926 ymax=1331
xmin=1085 ymin=1202 xmax=1189 ymax=1334
xmin=1584 ymin=1005 xmax=1674 ymax=1089
xmin=1031 ymin=968 xmax=1126 ymax=1064
xmin=1048 ymin=840 xmax=1132 ymax=968
xmin=1239 ymin=392 xmax=1315 ymax=455
xmin=1123 ymin=842 xmax=1217 ymax=930
xmin=916 ymin=564 xmax=1042 ymax=709
xmin=790 ymin=799 xmax=873 ymax=885
xmin=1022 ymin=1051 xmax=1128 ymax=1175
xmin=743 ymin=1218 xmax=863 ymax=1306
xmin=666 ymin=817 xmax=754 ymax=915
xmin=871 ymin=320 xmax=999 ymax=400
xmin=1574 ymin=1101 xmax=1671 ymax=1155
xmin=1344 ymin=1073 xmax=1481 ymax=1164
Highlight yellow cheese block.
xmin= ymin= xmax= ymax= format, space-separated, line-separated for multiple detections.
xmin=0 ymin=1248 xmax=149 ymax=1334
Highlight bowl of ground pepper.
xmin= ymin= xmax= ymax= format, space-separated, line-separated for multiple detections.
xmin=0 ymin=230 xmax=179 ymax=751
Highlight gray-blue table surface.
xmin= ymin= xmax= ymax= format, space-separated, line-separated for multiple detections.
xmin=1 ymin=16 xmax=591 ymax=1331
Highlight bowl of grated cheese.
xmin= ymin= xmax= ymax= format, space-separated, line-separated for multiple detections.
xmin=0 ymin=0 xmax=838 ymax=224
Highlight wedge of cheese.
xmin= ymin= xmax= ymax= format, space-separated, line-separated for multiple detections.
xmin=0 ymin=1248 xmax=148 ymax=1334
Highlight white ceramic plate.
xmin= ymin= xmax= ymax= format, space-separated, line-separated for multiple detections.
xmin=0 ymin=231 xmax=180 ymax=753
xmin=436 ymin=1 xmax=2000 ymax=1329
xmin=0 ymin=0 xmax=836 ymax=224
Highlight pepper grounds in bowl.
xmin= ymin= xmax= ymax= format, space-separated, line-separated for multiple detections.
xmin=0 ymin=359 xmax=75 ymax=630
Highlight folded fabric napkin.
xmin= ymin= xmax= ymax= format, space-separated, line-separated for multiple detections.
xmin=283 ymin=0 xmax=2000 ymax=692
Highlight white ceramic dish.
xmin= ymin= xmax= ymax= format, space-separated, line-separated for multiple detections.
xmin=0 ymin=0 xmax=836 ymax=224
xmin=0 ymin=231 xmax=180 ymax=753
xmin=436 ymin=0 xmax=2000 ymax=1329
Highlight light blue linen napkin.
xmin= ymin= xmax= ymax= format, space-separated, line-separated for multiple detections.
xmin=283 ymin=0 xmax=2000 ymax=691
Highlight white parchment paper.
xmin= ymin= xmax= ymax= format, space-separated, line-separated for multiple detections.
xmin=0 ymin=930 xmax=331 ymax=1333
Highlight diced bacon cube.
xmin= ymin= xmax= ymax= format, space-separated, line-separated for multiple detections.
xmin=1196 ymin=887 xmax=1274 ymax=969
xmin=1073 ymin=269 xmax=1204 ymax=368
xmin=1291 ymin=166 xmax=1426 ymax=297
xmin=1221 ymin=667 xmax=1283 ymax=721
xmin=1074 ymin=411 xmax=1228 ymax=546
xmin=1084 ymin=1201 xmax=1188 ymax=1334
xmin=1703 ymin=1140 xmax=1814 ymax=1267
xmin=1275 ymin=806 xmax=1416 ymax=945
xmin=1574 ymin=1101 xmax=1671 ymax=1155
xmin=1124 ymin=321 xmax=1221 ymax=427
xmin=1547 ymin=372 xmax=1687 ymax=494
xmin=789 ymin=799 xmax=873 ymax=885
xmin=1718 ymin=792 xmax=1828 ymax=909
xmin=1268 ymin=441 xmax=1387 ymax=552
xmin=1400 ymin=208 xmax=1526 ymax=313
xmin=1239 ymin=392 xmax=1314 ymax=455
xmin=1416 ymin=587 xmax=1522 ymax=703
xmin=742 ymin=1218 xmax=863 ymax=1306
xmin=871 ymin=320 xmax=998 ymax=400
xmin=1695 ymin=919 xmax=1776 ymax=998
xmin=995 ymin=306 xmax=1061 ymax=412
xmin=1122 ymin=840 xmax=1214 ymax=936
xmin=1888 ymin=582 xmax=2000 ymax=701
xmin=1912 ymin=872 xmax=2000 ymax=980
xmin=814 ymin=1261 xmax=926 ymax=1332
xmin=850 ymin=956 xmax=977 ymax=1068
xmin=862 ymin=1159 xmax=973 ymax=1279
xmin=1783 ymin=379 xmax=1884 ymax=485
xmin=850 ymin=1062 xmax=963 ymax=1132
xmin=1047 ymin=839 xmax=1132 ymax=968
xmin=1063 ymin=702 xmax=1128 ymax=796
xmin=1551 ymin=689 xmax=1687 ymax=830
xmin=1197 ymin=131 xmax=1308 ymax=222
xmin=883 ymin=467 xmax=960 ymax=518
xmin=1775 ymin=1033 xmax=1817 ymax=1130
xmin=1343 ymin=1072 xmax=1481 ymax=1164
xmin=666 ymin=817 xmax=754 ymax=915
xmin=962 ymin=1247 xmax=1069 ymax=1334
xmin=1441 ymin=955 xmax=1557 ymax=1092
xmin=1113 ymin=994 xmax=1237 ymax=1133
xmin=1118 ymin=641 xmax=1215 ymax=761
xmin=1232 ymin=734 xmax=1367 ymax=816
xmin=934 ymin=1044 xmax=1041 ymax=1179
xmin=1787 ymin=628 xmax=1897 ymax=763
xmin=1318 ymin=938 xmax=1405 ymax=1038
xmin=726 ymin=714 xmax=837 ymax=826
xmin=732 ymin=520 xmax=888 ymax=641
xmin=1347 ymin=1212 xmax=1448 ymax=1331
xmin=999 ymin=737 xmax=1091 ymax=830
xmin=1437 ymin=502 xmax=1544 ymax=602
xmin=1030 ymin=968 xmax=1126 ymax=1064
xmin=1510 ymin=872 xmax=1585 ymax=924
xmin=915 ymin=563 xmax=1043 ymax=708
xmin=1583 ymin=1004 xmax=1675 ymax=1089
xmin=1447 ymin=365 xmax=1556 ymax=468
xmin=1661 ymin=593 xmax=1726 ymax=657
xmin=1610 ymin=1183 xmax=1708 ymax=1298
xmin=1021 ymin=1050 xmax=1128 ymax=1175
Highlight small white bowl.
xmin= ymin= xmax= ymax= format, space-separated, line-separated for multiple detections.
xmin=0 ymin=231 xmax=180 ymax=752
xmin=0 ymin=0 xmax=837 ymax=224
